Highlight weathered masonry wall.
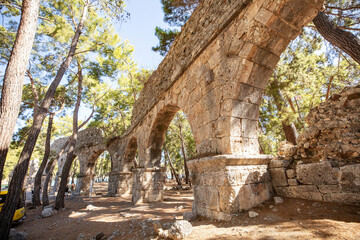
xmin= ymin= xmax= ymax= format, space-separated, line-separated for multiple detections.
xmin=270 ymin=86 xmax=360 ymax=204
xmin=105 ymin=0 xmax=324 ymax=220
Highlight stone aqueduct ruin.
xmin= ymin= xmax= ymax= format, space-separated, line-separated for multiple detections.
xmin=48 ymin=0 xmax=360 ymax=220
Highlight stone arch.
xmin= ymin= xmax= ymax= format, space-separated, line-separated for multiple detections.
xmin=75 ymin=145 xmax=108 ymax=195
xmin=147 ymin=104 xmax=180 ymax=167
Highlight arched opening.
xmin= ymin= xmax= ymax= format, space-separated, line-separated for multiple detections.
xmin=147 ymin=104 xmax=181 ymax=167
xmin=147 ymin=105 xmax=196 ymax=189
xmin=74 ymin=148 xmax=111 ymax=196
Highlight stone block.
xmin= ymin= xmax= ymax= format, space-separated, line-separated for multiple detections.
xmin=237 ymin=182 xmax=273 ymax=210
xmin=287 ymin=179 xmax=298 ymax=186
xmin=286 ymin=169 xmax=296 ymax=179
xmin=269 ymin=168 xmax=288 ymax=187
xmin=339 ymin=164 xmax=360 ymax=193
xmin=296 ymin=161 xmax=338 ymax=185
xmin=269 ymin=160 xmax=290 ymax=168
xmin=318 ymin=185 xmax=341 ymax=194
xmin=323 ymin=193 xmax=360 ymax=204
xmin=218 ymin=186 xmax=241 ymax=213
xmin=275 ymin=185 xmax=322 ymax=201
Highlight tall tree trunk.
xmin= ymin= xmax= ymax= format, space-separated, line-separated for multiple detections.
xmin=54 ymin=60 xmax=83 ymax=210
xmin=42 ymin=135 xmax=73 ymax=207
xmin=270 ymin=80 xmax=298 ymax=145
xmin=0 ymin=4 xmax=88 ymax=237
xmin=0 ymin=0 xmax=40 ymax=189
xmin=43 ymin=100 xmax=93 ymax=207
xmin=42 ymin=157 xmax=56 ymax=207
xmin=164 ymin=146 xmax=182 ymax=188
xmin=313 ymin=11 xmax=360 ymax=65
xmin=32 ymin=114 xmax=53 ymax=206
xmin=178 ymin=123 xmax=190 ymax=186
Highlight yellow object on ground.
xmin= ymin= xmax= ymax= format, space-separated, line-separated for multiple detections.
xmin=0 ymin=188 xmax=26 ymax=222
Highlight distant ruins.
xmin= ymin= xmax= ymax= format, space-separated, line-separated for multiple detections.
xmin=47 ymin=0 xmax=360 ymax=221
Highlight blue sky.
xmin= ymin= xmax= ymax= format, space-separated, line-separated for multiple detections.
xmin=117 ymin=0 xmax=169 ymax=70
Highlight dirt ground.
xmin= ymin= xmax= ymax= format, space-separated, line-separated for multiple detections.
xmin=15 ymin=182 xmax=360 ymax=240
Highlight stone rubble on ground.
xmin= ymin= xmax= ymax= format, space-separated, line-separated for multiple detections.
xmin=248 ymin=211 xmax=259 ymax=218
xmin=274 ymin=196 xmax=284 ymax=204
xmin=168 ymin=220 xmax=193 ymax=240
xmin=41 ymin=206 xmax=53 ymax=218
xmin=8 ymin=228 xmax=28 ymax=240
xmin=76 ymin=233 xmax=85 ymax=240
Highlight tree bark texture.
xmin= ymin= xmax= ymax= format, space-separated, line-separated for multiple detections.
xmin=0 ymin=4 xmax=88 ymax=238
xmin=54 ymin=60 xmax=83 ymax=210
xmin=164 ymin=146 xmax=182 ymax=187
xmin=178 ymin=124 xmax=190 ymax=186
xmin=0 ymin=0 xmax=40 ymax=188
xmin=42 ymin=158 xmax=55 ymax=207
xmin=313 ymin=11 xmax=360 ymax=65
xmin=32 ymin=114 xmax=54 ymax=206
xmin=270 ymin=80 xmax=298 ymax=145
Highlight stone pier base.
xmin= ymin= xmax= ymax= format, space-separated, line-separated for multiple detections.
xmin=188 ymin=155 xmax=273 ymax=220
xmin=75 ymin=174 xmax=92 ymax=196
xmin=132 ymin=167 xmax=165 ymax=204
xmin=108 ymin=171 xmax=133 ymax=197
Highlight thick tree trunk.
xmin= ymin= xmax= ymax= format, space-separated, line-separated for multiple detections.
xmin=42 ymin=157 xmax=56 ymax=207
xmin=0 ymin=0 xmax=40 ymax=189
xmin=42 ymin=136 xmax=72 ymax=207
xmin=54 ymin=60 xmax=83 ymax=210
xmin=313 ymin=11 xmax=360 ymax=65
xmin=32 ymin=114 xmax=54 ymax=206
xmin=0 ymin=4 xmax=88 ymax=238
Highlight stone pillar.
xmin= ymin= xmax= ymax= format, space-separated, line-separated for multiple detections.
xmin=75 ymin=174 xmax=92 ymax=196
xmin=108 ymin=171 xmax=133 ymax=197
xmin=188 ymin=154 xmax=273 ymax=220
xmin=132 ymin=167 xmax=165 ymax=204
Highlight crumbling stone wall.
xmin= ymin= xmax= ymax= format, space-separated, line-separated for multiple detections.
xmin=270 ymin=86 xmax=360 ymax=204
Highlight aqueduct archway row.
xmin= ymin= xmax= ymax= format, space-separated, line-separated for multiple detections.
xmin=104 ymin=0 xmax=324 ymax=220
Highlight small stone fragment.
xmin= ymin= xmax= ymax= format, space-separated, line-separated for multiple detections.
xmin=8 ymin=228 xmax=28 ymax=240
xmin=41 ymin=207 xmax=53 ymax=218
xmin=274 ymin=196 xmax=284 ymax=204
xmin=95 ymin=232 xmax=105 ymax=240
xmin=168 ymin=220 xmax=193 ymax=240
xmin=248 ymin=211 xmax=259 ymax=218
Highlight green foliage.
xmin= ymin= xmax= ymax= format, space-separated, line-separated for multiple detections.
xmin=88 ymin=68 xmax=151 ymax=137
xmin=259 ymin=28 xmax=360 ymax=153
xmin=94 ymin=151 xmax=111 ymax=179
xmin=152 ymin=27 xmax=179 ymax=56
xmin=152 ymin=0 xmax=199 ymax=56
xmin=163 ymin=112 xmax=195 ymax=175
xmin=161 ymin=0 xmax=199 ymax=27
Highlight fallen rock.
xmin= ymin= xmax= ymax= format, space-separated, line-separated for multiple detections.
xmin=248 ymin=211 xmax=259 ymax=218
xmin=41 ymin=207 xmax=53 ymax=218
xmin=8 ymin=228 xmax=28 ymax=240
xmin=76 ymin=233 xmax=85 ymax=240
xmin=274 ymin=196 xmax=284 ymax=204
xmin=153 ymin=220 xmax=169 ymax=238
xmin=168 ymin=220 xmax=193 ymax=240
xmin=95 ymin=232 xmax=105 ymax=240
